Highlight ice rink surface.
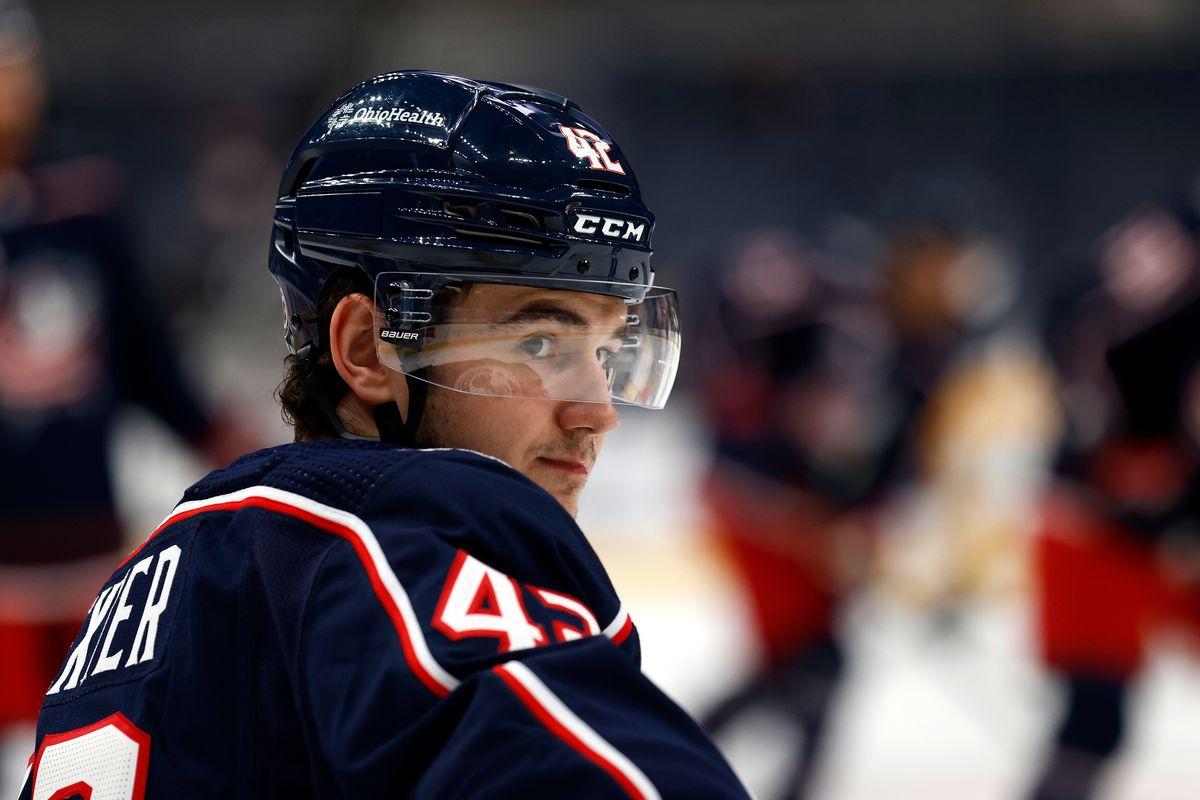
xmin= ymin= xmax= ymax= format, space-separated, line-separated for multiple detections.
xmin=6 ymin=399 xmax=1197 ymax=799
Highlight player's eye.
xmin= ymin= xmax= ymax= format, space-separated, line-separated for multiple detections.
xmin=597 ymin=346 xmax=619 ymax=387
xmin=518 ymin=334 xmax=555 ymax=359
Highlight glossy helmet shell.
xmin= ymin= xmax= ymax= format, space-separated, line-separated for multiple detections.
xmin=269 ymin=70 xmax=655 ymax=354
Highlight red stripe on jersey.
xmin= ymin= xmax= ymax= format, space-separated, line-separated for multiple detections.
xmin=611 ymin=614 xmax=634 ymax=646
xmin=119 ymin=494 xmax=451 ymax=698
xmin=493 ymin=664 xmax=650 ymax=800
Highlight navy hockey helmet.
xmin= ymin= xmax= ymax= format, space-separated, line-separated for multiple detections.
xmin=269 ymin=71 xmax=679 ymax=427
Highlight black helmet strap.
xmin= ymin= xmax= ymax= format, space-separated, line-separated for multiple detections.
xmin=372 ymin=371 xmax=429 ymax=447
xmin=294 ymin=342 xmax=370 ymax=442
xmin=295 ymin=341 xmax=429 ymax=446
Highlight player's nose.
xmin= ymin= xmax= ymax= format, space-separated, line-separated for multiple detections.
xmin=555 ymin=355 xmax=621 ymax=434
xmin=556 ymin=396 xmax=620 ymax=435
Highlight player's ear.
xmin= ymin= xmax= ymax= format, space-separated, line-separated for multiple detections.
xmin=329 ymin=293 xmax=395 ymax=406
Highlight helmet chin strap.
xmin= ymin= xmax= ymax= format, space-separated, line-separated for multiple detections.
xmin=372 ymin=372 xmax=429 ymax=447
xmin=295 ymin=342 xmax=370 ymax=442
xmin=295 ymin=341 xmax=429 ymax=446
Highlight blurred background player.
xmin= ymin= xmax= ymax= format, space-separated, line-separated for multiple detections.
xmin=1030 ymin=193 xmax=1200 ymax=800
xmin=696 ymin=210 xmax=1058 ymax=797
xmin=0 ymin=1 xmax=253 ymax=782
xmin=696 ymin=228 xmax=905 ymax=799
xmin=872 ymin=206 xmax=1056 ymax=618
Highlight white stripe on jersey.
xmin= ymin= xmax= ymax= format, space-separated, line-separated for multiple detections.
xmin=498 ymin=660 xmax=662 ymax=800
xmin=163 ymin=485 xmax=460 ymax=695
xmin=603 ymin=604 xmax=631 ymax=640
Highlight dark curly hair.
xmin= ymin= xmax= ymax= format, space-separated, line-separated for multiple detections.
xmin=275 ymin=269 xmax=373 ymax=441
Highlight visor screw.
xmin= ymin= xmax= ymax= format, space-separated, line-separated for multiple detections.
xmin=629 ymin=265 xmax=640 ymax=280
xmin=576 ymin=259 xmax=591 ymax=274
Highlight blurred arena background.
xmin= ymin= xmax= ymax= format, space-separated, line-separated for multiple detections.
xmin=6 ymin=1 xmax=1200 ymax=798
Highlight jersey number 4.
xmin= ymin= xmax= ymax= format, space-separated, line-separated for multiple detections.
xmin=433 ymin=551 xmax=600 ymax=653
xmin=28 ymin=713 xmax=149 ymax=800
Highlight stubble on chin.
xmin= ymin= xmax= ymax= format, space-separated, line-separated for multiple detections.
xmin=542 ymin=474 xmax=587 ymax=518
xmin=413 ymin=385 xmax=597 ymax=516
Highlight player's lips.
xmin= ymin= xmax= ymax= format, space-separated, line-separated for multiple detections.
xmin=537 ymin=457 xmax=590 ymax=475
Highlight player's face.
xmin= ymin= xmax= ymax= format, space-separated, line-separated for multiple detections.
xmin=405 ymin=284 xmax=624 ymax=516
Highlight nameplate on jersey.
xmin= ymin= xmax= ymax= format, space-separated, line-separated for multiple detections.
xmin=46 ymin=541 xmax=185 ymax=697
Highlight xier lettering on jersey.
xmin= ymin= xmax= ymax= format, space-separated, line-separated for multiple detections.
xmin=47 ymin=544 xmax=182 ymax=695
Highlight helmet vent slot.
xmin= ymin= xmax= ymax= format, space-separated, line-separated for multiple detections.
xmin=442 ymin=201 xmax=479 ymax=219
xmin=576 ymin=178 xmax=631 ymax=197
xmin=453 ymin=228 xmax=552 ymax=248
xmin=500 ymin=208 xmax=543 ymax=231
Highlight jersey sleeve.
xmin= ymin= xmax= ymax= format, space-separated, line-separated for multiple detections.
xmin=295 ymin=450 xmax=747 ymax=798
xmin=412 ymin=639 xmax=747 ymax=799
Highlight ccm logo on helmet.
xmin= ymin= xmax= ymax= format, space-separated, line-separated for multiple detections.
xmin=569 ymin=211 xmax=647 ymax=244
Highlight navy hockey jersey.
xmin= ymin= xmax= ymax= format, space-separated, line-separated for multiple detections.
xmin=20 ymin=439 xmax=749 ymax=798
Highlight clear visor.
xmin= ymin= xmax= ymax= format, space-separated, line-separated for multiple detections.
xmin=374 ymin=272 xmax=681 ymax=409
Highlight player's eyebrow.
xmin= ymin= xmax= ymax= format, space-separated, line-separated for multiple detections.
xmin=501 ymin=300 xmax=627 ymax=339
xmin=501 ymin=301 xmax=588 ymax=328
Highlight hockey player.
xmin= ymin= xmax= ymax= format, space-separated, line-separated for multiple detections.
xmin=18 ymin=71 xmax=749 ymax=798
xmin=1030 ymin=199 xmax=1200 ymax=800
xmin=695 ymin=229 xmax=904 ymax=799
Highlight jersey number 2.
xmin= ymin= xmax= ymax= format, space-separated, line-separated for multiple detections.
xmin=30 ymin=713 xmax=149 ymax=800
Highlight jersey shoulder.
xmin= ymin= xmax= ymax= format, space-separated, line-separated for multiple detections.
xmin=358 ymin=446 xmax=586 ymax=566
xmin=179 ymin=440 xmax=621 ymax=642
xmin=178 ymin=440 xmax=588 ymax=575
xmin=180 ymin=440 xmax=561 ymax=525
xmin=301 ymin=445 xmax=636 ymax=691
xmin=181 ymin=438 xmax=412 ymax=511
